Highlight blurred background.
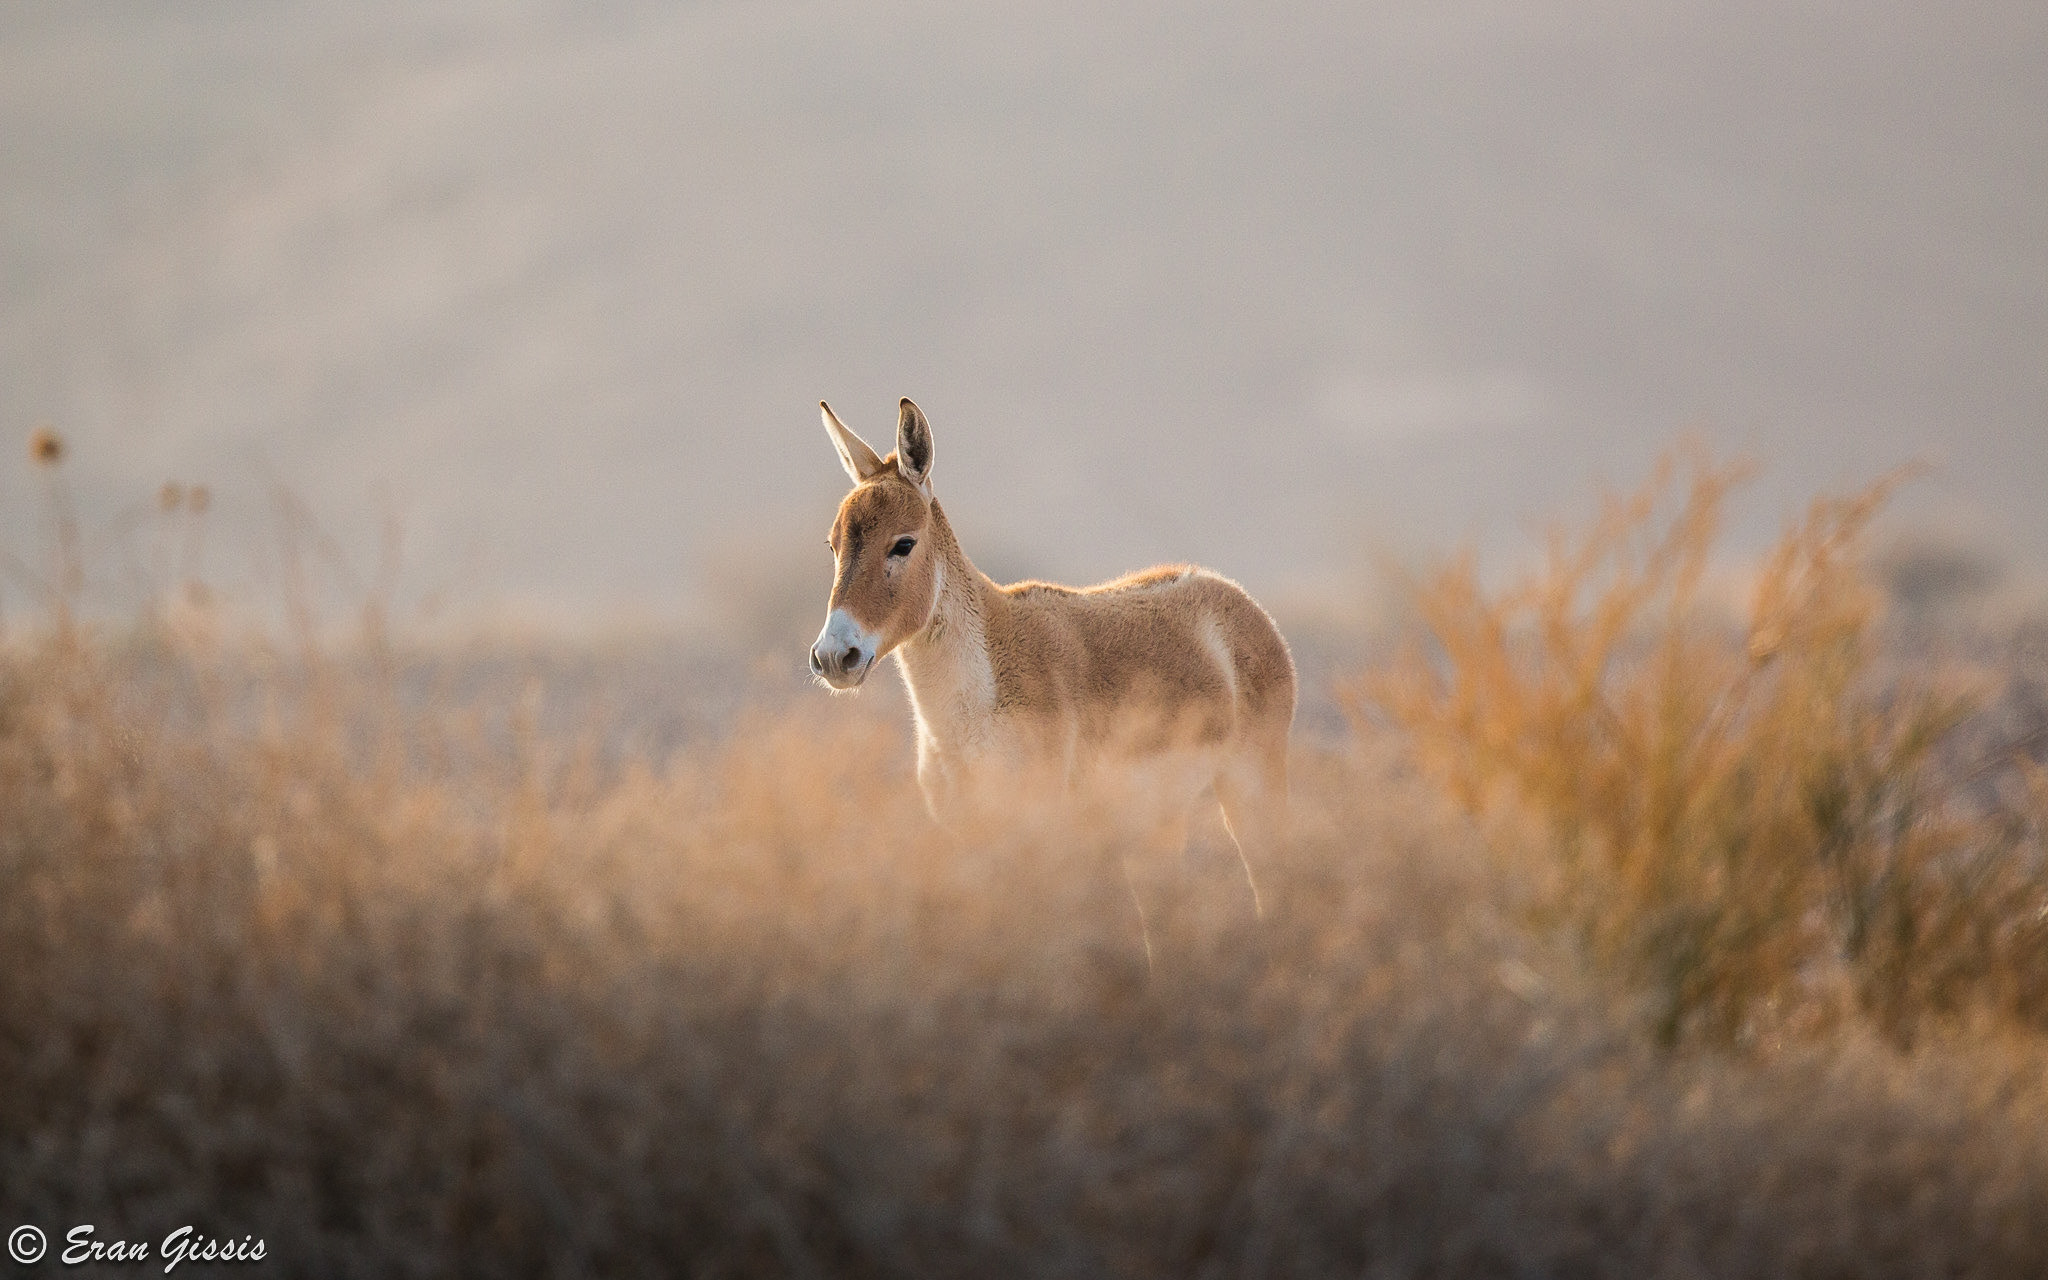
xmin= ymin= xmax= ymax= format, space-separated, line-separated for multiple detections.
xmin=4 ymin=0 xmax=2043 ymax=634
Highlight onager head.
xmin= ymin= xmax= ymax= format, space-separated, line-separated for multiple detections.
xmin=810 ymin=398 xmax=943 ymax=690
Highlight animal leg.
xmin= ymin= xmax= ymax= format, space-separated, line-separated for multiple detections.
xmin=1215 ymin=746 xmax=1290 ymax=920
xmin=1119 ymin=813 xmax=1190 ymax=975
xmin=1120 ymin=855 xmax=1157 ymax=973
xmin=915 ymin=749 xmax=975 ymax=839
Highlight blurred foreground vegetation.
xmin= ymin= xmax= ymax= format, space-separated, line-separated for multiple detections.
xmin=2 ymin=453 xmax=2047 ymax=1277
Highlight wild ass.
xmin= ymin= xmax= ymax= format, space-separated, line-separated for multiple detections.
xmin=809 ymin=399 xmax=1296 ymax=935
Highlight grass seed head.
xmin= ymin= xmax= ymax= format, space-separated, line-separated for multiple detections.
xmin=29 ymin=425 xmax=65 ymax=466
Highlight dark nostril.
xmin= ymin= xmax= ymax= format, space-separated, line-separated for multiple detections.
xmin=809 ymin=648 xmax=823 ymax=673
xmin=841 ymin=645 xmax=861 ymax=668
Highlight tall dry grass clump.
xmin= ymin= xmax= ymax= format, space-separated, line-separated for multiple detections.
xmin=1355 ymin=454 xmax=2048 ymax=1046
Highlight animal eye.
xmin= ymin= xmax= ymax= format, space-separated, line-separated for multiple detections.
xmin=889 ymin=537 xmax=917 ymax=558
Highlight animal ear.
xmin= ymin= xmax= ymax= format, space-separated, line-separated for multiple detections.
xmin=896 ymin=398 xmax=934 ymax=488
xmin=821 ymin=401 xmax=885 ymax=484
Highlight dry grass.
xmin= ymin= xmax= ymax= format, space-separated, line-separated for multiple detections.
xmin=1355 ymin=454 xmax=2048 ymax=1048
xmin=2 ymin=461 xmax=2047 ymax=1275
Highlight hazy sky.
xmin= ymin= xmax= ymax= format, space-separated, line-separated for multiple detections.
xmin=4 ymin=0 xmax=2043 ymax=628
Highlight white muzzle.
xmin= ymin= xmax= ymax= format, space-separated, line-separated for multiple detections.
xmin=809 ymin=609 xmax=878 ymax=688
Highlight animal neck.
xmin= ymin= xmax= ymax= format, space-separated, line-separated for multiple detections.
xmin=893 ymin=500 xmax=997 ymax=747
